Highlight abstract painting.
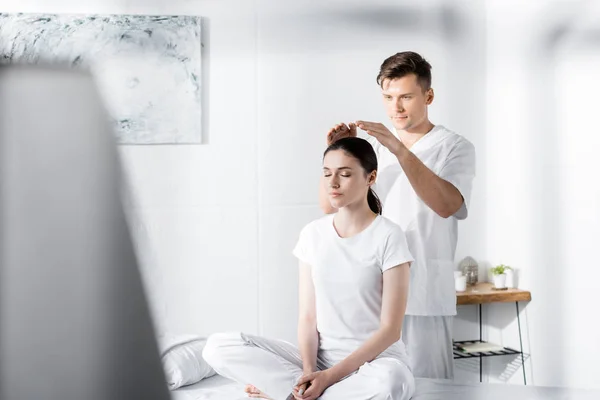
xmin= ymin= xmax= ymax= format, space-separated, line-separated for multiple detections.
xmin=0 ymin=13 xmax=203 ymax=144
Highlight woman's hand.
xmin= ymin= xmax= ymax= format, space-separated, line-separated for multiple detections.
xmin=292 ymin=370 xmax=333 ymax=400
xmin=292 ymin=368 xmax=313 ymax=400
xmin=292 ymin=381 xmax=310 ymax=399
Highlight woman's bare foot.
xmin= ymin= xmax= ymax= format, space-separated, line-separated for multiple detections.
xmin=244 ymin=384 xmax=272 ymax=399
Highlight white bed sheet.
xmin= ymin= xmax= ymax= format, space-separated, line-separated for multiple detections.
xmin=170 ymin=375 xmax=246 ymax=400
xmin=171 ymin=374 xmax=600 ymax=400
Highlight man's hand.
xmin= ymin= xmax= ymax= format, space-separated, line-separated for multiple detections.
xmin=326 ymin=122 xmax=357 ymax=146
xmin=355 ymin=120 xmax=405 ymax=155
xmin=292 ymin=370 xmax=333 ymax=400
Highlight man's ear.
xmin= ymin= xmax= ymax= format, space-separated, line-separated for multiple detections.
xmin=426 ymin=88 xmax=435 ymax=105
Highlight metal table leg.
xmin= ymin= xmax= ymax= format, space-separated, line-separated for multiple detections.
xmin=479 ymin=303 xmax=482 ymax=383
xmin=516 ymin=301 xmax=526 ymax=385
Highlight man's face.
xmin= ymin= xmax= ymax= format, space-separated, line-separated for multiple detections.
xmin=381 ymin=74 xmax=433 ymax=133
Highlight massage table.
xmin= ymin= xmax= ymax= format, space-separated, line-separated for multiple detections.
xmin=171 ymin=373 xmax=600 ymax=400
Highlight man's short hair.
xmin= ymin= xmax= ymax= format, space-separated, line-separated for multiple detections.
xmin=376 ymin=51 xmax=432 ymax=91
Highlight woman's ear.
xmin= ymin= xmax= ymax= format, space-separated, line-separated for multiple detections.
xmin=368 ymin=171 xmax=377 ymax=186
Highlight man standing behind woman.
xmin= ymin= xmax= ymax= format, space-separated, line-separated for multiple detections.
xmin=321 ymin=51 xmax=476 ymax=380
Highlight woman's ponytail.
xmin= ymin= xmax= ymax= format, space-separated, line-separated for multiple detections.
xmin=367 ymin=187 xmax=382 ymax=215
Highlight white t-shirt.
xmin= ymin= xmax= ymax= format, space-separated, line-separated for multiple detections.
xmin=293 ymin=214 xmax=413 ymax=364
xmin=366 ymin=125 xmax=476 ymax=316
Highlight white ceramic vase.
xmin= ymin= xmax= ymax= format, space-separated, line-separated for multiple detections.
xmin=493 ymin=273 xmax=507 ymax=289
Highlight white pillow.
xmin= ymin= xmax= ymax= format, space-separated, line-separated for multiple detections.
xmin=159 ymin=335 xmax=216 ymax=390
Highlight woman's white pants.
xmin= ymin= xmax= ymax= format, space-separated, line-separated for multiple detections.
xmin=202 ymin=332 xmax=415 ymax=400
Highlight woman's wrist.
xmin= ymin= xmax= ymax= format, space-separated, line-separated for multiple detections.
xmin=321 ymin=368 xmax=337 ymax=387
xmin=302 ymin=365 xmax=316 ymax=374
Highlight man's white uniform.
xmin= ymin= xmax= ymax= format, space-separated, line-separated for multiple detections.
xmin=367 ymin=125 xmax=476 ymax=379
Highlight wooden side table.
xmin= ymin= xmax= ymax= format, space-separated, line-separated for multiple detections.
xmin=454 ymin=283 xmax=532 ymax=384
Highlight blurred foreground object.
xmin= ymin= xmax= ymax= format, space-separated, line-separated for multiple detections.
xmin=0 ymin=65 xmax=170 ymax=400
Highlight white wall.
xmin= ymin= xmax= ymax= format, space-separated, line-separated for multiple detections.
xmin=5 ymin=0 xmax=599 ymax=391
xmin=4 ymin=0 xmax=261 ymax=337
xmin=473 ymin=0 xmax=600 ymax=389
xmin=254 ymin=0 xmax=488 ymax=343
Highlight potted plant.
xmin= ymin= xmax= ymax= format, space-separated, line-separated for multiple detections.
xmin=490 ymin=264 xmax=512 ymax=289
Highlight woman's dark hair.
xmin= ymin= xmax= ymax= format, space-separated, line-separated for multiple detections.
xmin=323 ymin=137 xmax=382 ymax=215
